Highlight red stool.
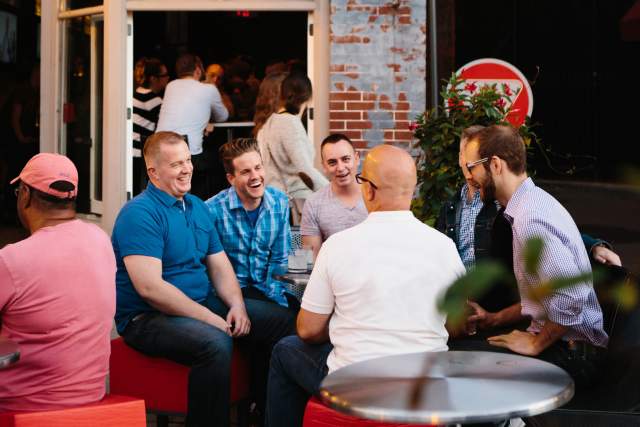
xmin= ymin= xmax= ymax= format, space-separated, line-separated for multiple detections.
xmin=0 ymin=394 xmax=146 ymax=427
xmin=109 ymin=337 xmax=250 ymax=425
xmin=303 ymin=397 xmax=438 ymax=427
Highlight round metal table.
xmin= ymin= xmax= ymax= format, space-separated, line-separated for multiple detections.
xmin=319 ymin=350 xmax=574 ymax=425
xmin=274 ymin=272 xmax=310 ymax=301
xmin=0 ymin=338 xmax=20 ymax=369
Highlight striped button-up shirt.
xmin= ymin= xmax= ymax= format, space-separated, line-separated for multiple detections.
xmin=205 ymin=186 xmax=291 ymax=306
xmin=503 ymin=178 xmax=608 ymax=348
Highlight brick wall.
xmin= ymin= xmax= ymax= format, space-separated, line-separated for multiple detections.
xmin=330 ymin=0 xmax=427 ymax=151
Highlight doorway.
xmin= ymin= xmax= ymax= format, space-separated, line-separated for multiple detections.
xmin=129 ymin=10 xmax=309 ymax=196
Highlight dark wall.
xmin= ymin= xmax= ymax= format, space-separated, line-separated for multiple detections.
xmin=133 ymin=11 xmax=307 ymax=79
xmin=0 ymin=1 xmax=39 ymax=85
xmin=454 ymin=0 xmax=640 ymax=182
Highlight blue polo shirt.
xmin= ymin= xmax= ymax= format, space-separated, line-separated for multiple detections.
xmin=112 ymin=183 xmax=223 ymax=333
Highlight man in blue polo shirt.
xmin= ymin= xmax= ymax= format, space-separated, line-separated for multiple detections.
xmin=112 ymin=131 xmax=294 ymax=427
xmin=205 ymin=138 xmax=296 ymax=422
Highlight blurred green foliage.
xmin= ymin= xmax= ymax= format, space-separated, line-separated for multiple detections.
xmin=440 ymin=238 xmax=638 ymax=327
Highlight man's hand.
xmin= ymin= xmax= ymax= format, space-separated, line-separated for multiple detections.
xmin=466 ymin=300 xmax=497 ymax=330
xmin=592 ymin=245 xmax=622 ymax=266
xmin=487 ymin=330 xmax=541 ymax=356
xmin=226 ymin=304 xmax=251 ymax=337
xmin=206 ymin=312 xmax=233 ymax=336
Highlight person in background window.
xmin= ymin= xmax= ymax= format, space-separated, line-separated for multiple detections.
xmin=252 ymin=71 xmax=288 ymax=138
xmin=156 ymin=53 xmax=229 ymax=200
xmin=224 ymin=56 xmax=259 ymax=121
xmin=257 ymin=73 xmax=328 ymax=223
xmin=132 ymin=57 xmax=169 ymax=195
xmin=205 ymin=63 xmax=235 ymax=118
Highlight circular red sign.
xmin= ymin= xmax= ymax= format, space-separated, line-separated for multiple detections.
xmin=456 ymin=58 xmax=533 ymax=127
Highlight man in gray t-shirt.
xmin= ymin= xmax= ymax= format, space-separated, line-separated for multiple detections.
xmin=301 ymin=134 xmax=368 ymax=259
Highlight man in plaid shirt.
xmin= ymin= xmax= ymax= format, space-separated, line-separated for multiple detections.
xmin=205 ymin=138 xmax=296 ymax=422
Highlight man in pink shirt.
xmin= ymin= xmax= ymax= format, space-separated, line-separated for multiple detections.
xmin=0 ymin=153 xmax=116 ymax=412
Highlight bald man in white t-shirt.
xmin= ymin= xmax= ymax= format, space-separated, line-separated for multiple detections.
xmin=265 ymin=144 xmax=465 ymax=427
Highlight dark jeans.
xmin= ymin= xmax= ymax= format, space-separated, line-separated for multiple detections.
xmin=265 ymin=336 xmax=333 ymax=427
xmin=121 ymin=291 xmax=296 ymax=427
xmin=448 ymin=335 xmax=605 ymax=388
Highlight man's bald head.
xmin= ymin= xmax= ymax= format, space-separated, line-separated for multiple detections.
xmin=360 ymin=144 xmax=416 ymax=212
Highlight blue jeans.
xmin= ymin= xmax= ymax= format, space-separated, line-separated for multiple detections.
xmin=265 ymin=336 xmax=333 ymax=427
xmin=122 ymin=291 xmax=296 ymax=427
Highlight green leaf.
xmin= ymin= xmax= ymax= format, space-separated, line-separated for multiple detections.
xmin=528 ymin=272 xmax=594 ymax=302
xmin=438 ymin=262 xmax=508 ymax=326
xmin=523 ymin=237 xmax=544 ymax=275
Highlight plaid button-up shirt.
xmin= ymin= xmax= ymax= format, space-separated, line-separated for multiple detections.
xmin=458 ymin=184 xmax=484 ymax=269
xmin=504 ymin=178 xmax=608 ymax=347
xmin=205 ymin=186 xmax=291 ymax=306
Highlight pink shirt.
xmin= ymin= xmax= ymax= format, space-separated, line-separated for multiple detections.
xmin=0 ymin=220 xmax=116 ymax=412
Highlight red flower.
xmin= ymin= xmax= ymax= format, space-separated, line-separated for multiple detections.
xmin=447 ymin=97 xmax=466 ymax=111
xmin=464 ymin=82 xmax=477 ymax=93
xmin=408 ymin=121 xmax=418 ymax=132
xmin=495 ymin=98 xmax=506 ymax=108
xmin=503 ymin=84 xmax=512 ymax=97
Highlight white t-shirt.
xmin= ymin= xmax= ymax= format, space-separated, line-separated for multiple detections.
xmin=157 ymin=78 xmax=228 ymax=155
xmin=301 ymin=210 xmax=465 ymax=374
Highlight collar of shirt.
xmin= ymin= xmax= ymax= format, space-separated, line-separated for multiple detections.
xmin=365 ymin=210 xmax=415 ymax=223
xmin=226 ymin=185 xmax=274 ymax=213
xmin=503 ymin=177 xmax=534 ymax=225
xmin=146 ymin=182 xmax=191 ymax=209
xmin=460 ymin=183 xmax=482 ymax=208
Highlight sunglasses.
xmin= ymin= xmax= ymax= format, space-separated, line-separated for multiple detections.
xmin=465 ymin=157 xmax=489 ymax=171
xmin=355 ymin=173 xmax=378 ymax=190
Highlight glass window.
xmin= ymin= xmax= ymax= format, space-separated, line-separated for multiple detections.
xmin=62 ymin=15 xmax=103 ymax=213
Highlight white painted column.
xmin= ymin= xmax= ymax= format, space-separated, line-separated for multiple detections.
xmin=102 ymin=0 xmax=128 ymax=232
xmin=313 ymin=0 xmax=330 ymax=166
xmin=40 ymin=1 xmax=60 ymax=154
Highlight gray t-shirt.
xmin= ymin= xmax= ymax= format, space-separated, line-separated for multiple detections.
xmin=300 ymin=185 xmax=368 ymax=241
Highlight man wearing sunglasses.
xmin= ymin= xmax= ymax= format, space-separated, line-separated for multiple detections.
xmin=265 ymin=144 xmax=466 ymax=426
xmin=461 ymin=125 xmax=608 ymax=387
xmin=437 ymin=126 xmax=621 ymax=317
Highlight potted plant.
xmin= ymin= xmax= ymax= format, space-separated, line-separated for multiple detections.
xmin=411 ymin=73 xmax=538 ymax=225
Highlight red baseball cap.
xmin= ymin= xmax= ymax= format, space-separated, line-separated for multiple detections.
xmin=10 ymin=153 xmax=78 ymax=199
